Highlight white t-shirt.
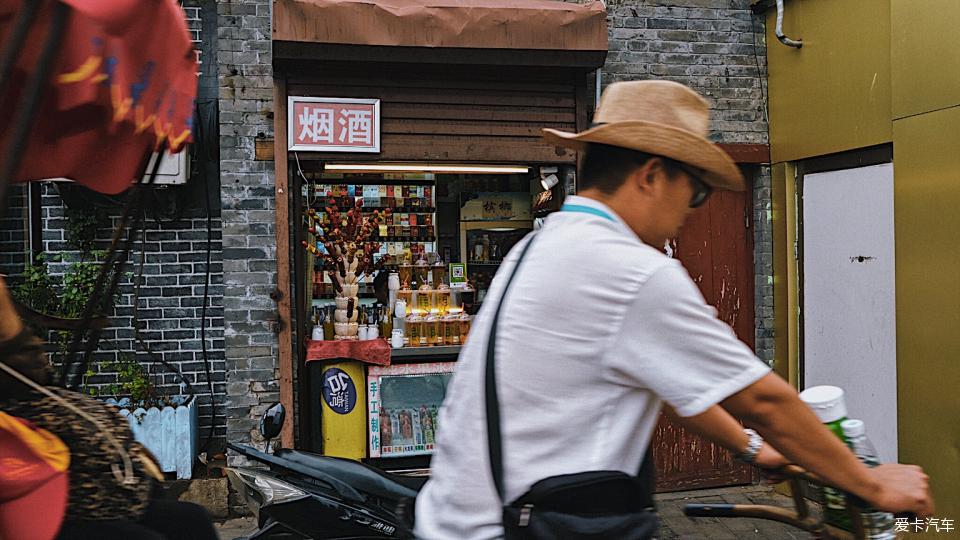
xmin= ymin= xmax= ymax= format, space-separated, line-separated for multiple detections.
xmin=414 ymin=195 xmax=770 ymax=539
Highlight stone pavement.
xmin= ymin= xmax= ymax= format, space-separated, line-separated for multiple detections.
xmin=214 ymin=485 xmax=815 ymax=539
xmin=656 ymin=484 xmax=816 ymax=539
xmin=216 ymin=516 xmax=256 ymax=540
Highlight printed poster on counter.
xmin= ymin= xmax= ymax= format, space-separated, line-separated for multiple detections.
xmin=368 ymin=362 xmax=455 ymax=458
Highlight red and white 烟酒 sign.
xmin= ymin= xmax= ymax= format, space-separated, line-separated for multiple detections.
xmin=288 ymin=97 xmax=381 ymax=152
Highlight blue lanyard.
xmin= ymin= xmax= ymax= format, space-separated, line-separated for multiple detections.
xmin=560 ymin=203 xmax=616 ymax=223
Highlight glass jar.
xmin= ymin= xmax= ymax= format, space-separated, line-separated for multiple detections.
xmin=414 ymin=257 xmax=430 ymax=288
xmin=443 ymin=314 xmax=459 ymax=345
xmin=458 ymin=313 xmax=471 ymax=345
xmin=425 ymin=314 xmax=440 ymax=346
xmin=434 ymin=285 xmax=451 ymax=315
xmin=415 ymin=288 xmax=434 ymax=313
xmin=407 ymin=315 xmax=423 ymax=348
xmin=397 ymin=289 xmax=413 ymax=315
xmin=399 ymin=264 xmax=414 ymax=289
xmin=388 ymin=272 xmax=400 ymax=291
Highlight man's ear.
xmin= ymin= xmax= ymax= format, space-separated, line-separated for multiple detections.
xmin=630 ymin=158 xmax=660 ymax=194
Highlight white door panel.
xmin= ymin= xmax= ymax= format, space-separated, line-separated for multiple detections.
xmin=802 ymin=162 xmax=898 ymax=462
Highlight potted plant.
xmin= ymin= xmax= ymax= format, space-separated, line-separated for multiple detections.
xmin=94 ymin=355 xmax=199 ymax=480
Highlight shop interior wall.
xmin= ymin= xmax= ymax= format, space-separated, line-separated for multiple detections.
xmin=890 ymin=0 xmax=960 ymax=525
xmin=764 ymin=0 xmax=892 ymax=163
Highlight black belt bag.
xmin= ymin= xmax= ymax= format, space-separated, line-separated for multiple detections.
xmin=485 ymin=235 xmax=659 ymax=540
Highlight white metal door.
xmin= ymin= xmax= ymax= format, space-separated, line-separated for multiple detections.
xmin=802 ymin=162 xmax=898 ymax=461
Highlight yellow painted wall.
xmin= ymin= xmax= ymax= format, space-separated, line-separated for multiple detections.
xmin=766 ymin=0 xmax=960 ymax=522
xmin=890 ymin=2 xmax=960 ymax=526
xmin=770 ymin=163 xmax=798 ymax=387
xmin=892 ymin=106 xmax=960 ymax=533
xmin=890 ymin=0 xmax=960 ymax=119
xmin=765 ymin=0 xmax=892 ymax=163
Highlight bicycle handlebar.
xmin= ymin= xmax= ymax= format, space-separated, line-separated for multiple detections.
xmin=682 ymin=465 xmax=902 ymax=540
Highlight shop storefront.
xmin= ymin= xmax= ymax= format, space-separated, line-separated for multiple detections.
xmin=270 ymin=0 xmax=607 ymax=473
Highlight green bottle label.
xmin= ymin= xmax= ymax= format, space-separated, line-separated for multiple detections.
xmin=822 ymin=418 xmax=852 ymax=530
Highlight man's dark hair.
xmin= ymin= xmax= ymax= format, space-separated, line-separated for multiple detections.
xmin=578 ymin=143 xmax=683 ymax=194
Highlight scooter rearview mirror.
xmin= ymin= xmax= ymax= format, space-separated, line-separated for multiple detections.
xmin=260 ymin=402 xmax=285 ymax=442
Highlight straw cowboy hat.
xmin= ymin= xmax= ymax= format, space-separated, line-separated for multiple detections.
xmin=542 ymin=80 xmax=744 ymax=191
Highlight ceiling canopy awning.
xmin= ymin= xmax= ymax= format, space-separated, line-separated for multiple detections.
xmin=274 ymin=0 xmax=608 ymax=64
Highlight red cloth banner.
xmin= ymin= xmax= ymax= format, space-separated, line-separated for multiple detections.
xmin=305 ymin=338 xmax=392 ymax=366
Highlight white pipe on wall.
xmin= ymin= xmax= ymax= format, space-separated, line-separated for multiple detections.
xmin=775 ymin=0 xmax=803 ymax=48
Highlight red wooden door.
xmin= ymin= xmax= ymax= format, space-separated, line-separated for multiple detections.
xmin=653 ymin=177 xmax=758 ymax=492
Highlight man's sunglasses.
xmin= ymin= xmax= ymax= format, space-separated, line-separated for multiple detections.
xmin=677 ymin=164 xmax=713 ymax=208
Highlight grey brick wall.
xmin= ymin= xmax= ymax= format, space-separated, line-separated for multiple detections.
xmin=0 ymin=185 xmax=27 ymax=277
xmin=753 ymin=166 xmax=774 ymax=366
xmin=217 ymin=0 xmax=279 ymax=455
xmin=35 ymin=182 xmax=228 ymax=447
xmin=601 ymin=0 xmax=774 ymax=365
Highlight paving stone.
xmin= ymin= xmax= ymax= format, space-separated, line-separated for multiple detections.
xmin=657 ymin=485 xmax=817 ymax=539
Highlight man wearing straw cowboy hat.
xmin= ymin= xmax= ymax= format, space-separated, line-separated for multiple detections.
xmin=415 ymin=81 xmax=932 ymax=539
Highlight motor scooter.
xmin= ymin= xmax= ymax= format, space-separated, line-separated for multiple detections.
xmin=226 ymin=403 xmax=424 ymax=539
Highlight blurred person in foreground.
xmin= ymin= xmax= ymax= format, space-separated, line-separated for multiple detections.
xmin=415 ymin=81 xmax=933 ymax=539
xmin=0 ymin=276 xmax=217 ymax=540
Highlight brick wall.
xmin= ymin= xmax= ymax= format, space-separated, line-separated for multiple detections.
xmin=0 ymin=185 xmax=28 ymax=277
xmin=601 ymin=0 xmax=774 ymax=365
xmin=217 ymin=0 xmax=280 ymax=456
xmin=37 ymin=183 xmax=227 ymax=446
xmin=753 ymin=166 xmax=774 ymax=366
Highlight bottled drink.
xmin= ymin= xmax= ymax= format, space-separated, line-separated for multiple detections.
xmin=322 ymin=306 xmax=335 ymax=340
xmin=407 ymin=314 xmax=423 ymax=348
xmin=799 ymin=386 xmax=851 ymax=530
xmin=841 ymin=419 xmax=896 ymax=539
xmin=425 ymin=314 xmax=440 ymax=346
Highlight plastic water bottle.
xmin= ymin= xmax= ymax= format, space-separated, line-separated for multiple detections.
xmin=799 ymin=386 xmax=851 ymax=529
xmin=841 ymin=419 xmax=896 ymax=539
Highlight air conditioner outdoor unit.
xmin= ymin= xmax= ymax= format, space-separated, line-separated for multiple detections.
xmin=45 ymin=148 xmax=190 ymax=188
xmin=145 ymin=149 xmax=189 ymax=185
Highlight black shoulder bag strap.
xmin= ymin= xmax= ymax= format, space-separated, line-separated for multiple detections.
xmin=483 ymin=234 xmax=656 ymax=506
xmin=484 ymin=234 xmax=539 ymax=500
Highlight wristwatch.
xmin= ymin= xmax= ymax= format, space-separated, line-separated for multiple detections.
xmin=735 ymin=428 xmax=764 ymax=464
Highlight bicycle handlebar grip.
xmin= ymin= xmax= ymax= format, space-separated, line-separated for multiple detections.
xmin=683 ymin=504 xmax=738 ymax=518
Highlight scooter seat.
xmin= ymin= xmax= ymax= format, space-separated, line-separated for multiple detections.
xmin=274 ymin=449 xmax=419 ymax=502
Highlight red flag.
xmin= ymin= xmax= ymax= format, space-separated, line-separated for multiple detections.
xmin=0 ymin=411 xmax=70 ymax=540
xmin=0 ymin=0 xmax=198 ymax=194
